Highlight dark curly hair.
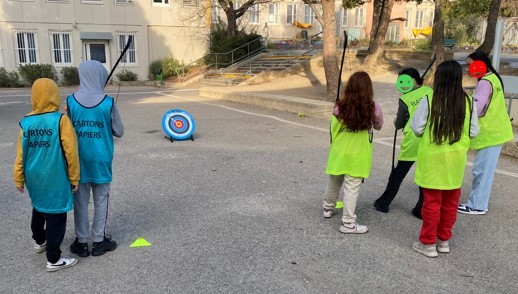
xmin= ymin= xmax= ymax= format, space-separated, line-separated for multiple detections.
xmin=335 ymin=71 xmax=375 ymax=132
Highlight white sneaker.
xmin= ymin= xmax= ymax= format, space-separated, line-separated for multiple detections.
xmin=323 ymin=209 xmax=335 ymax=218
xmin=46 ymin=256 xmax=78 ymax=272
xmin=34 ymin=241 xmax=46 ymax=253
xmin=413 ymin=242 xmax=438 ymax=258
xmin=339 ymin=222 xmax=368 ymax=234
xmin=437 ymin=240 xmax=450 ymax=253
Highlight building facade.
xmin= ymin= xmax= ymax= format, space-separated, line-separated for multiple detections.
xmin=0 ymin=0 xmax=209 ymax=80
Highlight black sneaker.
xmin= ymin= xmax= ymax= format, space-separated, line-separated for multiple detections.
xmin=92 ymin=236 xmax=117 ymax=256
xmin=374 ymin=198 xmax=389 ymax=213
xmin=411 ymin=208 xmax=422 ymax=220
xmin=70 ymin=238 xmax=90 ymax=257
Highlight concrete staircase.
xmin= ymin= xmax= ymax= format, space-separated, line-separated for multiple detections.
xmin=196 ymin=50 xmax=316 ymax=87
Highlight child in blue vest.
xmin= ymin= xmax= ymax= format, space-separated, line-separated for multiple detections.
xmin=322 ymin=71 xmax=384 ymax=234
xmin=14 ymin=78 xmax=80 ymax=271
xmin=67 ymin=60 xmax=124 ymax=257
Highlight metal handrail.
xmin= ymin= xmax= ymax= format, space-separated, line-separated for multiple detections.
xmin=175 ymin=36 xmax=264 ymax=82
xmin=219 ymin=45 xmax=265 ymax=79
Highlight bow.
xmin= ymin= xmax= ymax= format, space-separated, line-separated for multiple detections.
xmin=336 ymin=31 xmax=348 ymax=103
xmin=105 ymin=36 xmax=133 ymax=102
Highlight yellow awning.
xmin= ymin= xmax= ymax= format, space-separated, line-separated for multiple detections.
xmin=412 ymin=27 xmax=433 ymax=37
xmin=293 ymin=21 xmax=312 ymax=28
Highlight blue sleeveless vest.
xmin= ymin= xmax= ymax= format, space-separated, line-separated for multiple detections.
xmin=67 ymin=95 xmax=114 ymax=184
xmin=20 ymin=112 xmax=73 ymax=213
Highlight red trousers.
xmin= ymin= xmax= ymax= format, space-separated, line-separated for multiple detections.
xmin=419 ymin=188 xmax=461 ymax=244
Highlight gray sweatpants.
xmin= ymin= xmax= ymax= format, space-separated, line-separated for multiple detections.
xmin=73 ymin=183 xmax=110 ymax=243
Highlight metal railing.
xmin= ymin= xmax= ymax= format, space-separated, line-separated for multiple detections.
xmin=175 ymin=36 xmax=264 ymax=82
xmin=218 ymin=32 xmax=322 ymax=84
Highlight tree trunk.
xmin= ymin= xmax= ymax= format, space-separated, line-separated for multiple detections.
xmin=425 ymin=0 xmax=445 ymax=85
xmin=368 ymin=0 xmax=383 ymax=50
xmin=362 ymin=0 xmax=395 ymax=68
xmin=321 ymin=0 xmax=339 ymax=101
xmin=225 ymin=10 xmax=238 ymax=37
xmin=477 ymin=0 xmax=502 ymax=55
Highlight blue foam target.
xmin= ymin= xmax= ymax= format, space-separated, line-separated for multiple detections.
xmin=161 ymin=109 xmax=196 ymax=140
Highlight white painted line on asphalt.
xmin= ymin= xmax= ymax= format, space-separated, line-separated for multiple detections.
xmin=0 ymin=142 xmax=14 ymax=147
xmin=158 ymin=92 xmax=518 ymax=178
xmin=0 ymin=101 xmax=24 ymax=106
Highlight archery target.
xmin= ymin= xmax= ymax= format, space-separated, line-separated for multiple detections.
xmin=161 ymin=109 xmax=196 ymax=140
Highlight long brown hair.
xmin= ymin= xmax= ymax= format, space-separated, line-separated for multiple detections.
xmin=335 ymin=71 xmax=375 ymax=132
xmin=430 ymin=60 xmax=470 ymax=145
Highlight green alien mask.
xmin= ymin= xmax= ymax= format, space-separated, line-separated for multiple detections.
xmin=396 ymin=74 xmax=415 ymax=94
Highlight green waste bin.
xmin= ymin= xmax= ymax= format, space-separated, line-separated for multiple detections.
xmin=156 ymin=68 xmax=163 ymax=87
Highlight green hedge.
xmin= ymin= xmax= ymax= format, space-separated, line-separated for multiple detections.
xmin=18 ymin=64 xmax=57 ymax=86
xmin=116 ymin=69 xmax=138 ymax=81
xmin=60 ymin=66 xmax=79 ymax=86
xmin=0 ymin=68 xmax=22 ymax=87
xmin=208 ymin=27 xmax=262 ymax=68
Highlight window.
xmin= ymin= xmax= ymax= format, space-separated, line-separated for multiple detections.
xmin=153 ymin=0 xmax=169 ymax=5
xmin=232 ymin=0 xmax=239 ymax=10
xmin=304 ymin=5 xmax=313 ymax=24
xmin=386 ymin=24 xmax=400 ymax=43
xmin=116 ymin=32 xmax=137 ymax=65
xmin=428 ymin=10 xmax=434 ymax=27
xmin=50 ymin=31 xmax=73 ymax=66
xmin=405 ymin=9 xmax=411 ymax=28
xmin=354 ymin=7 xmax=364 ymax=27
xmin=341 ymin=8 xmax=348 ymax=27
xmin=115 ymin=0 xmax=135 ymax=4
xmin=81 ymin=0 xmax=102 ymax=3
xmin=249 ymin=4 xmax=259 ymax=24
xmin=47 ymin=0 xmax=70 ymax=3
xmin=212 ymin=5 xmax=221 ymax=23
xmin=0 ymin=37 xmax=3 ymax=67
xmin=286 ymin=4 xmax=297 ymax=24
xmin=13 ymin=30 xmax=39 ymax=65
xmin=183 ymin=0 xmax=198 ymax=7
xmin=268 ymin=3 xmax=279 ymax=24
xmin=415 ymin=10 xmax=424 ymax=28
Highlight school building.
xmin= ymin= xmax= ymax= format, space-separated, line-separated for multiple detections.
xmin=0 ymin=0 xmax=437 ymax=81
xmin=0 ymin=0 xmax=209 ymax=80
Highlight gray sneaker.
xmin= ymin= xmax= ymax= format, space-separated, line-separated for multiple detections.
xmin=339 ymin=222 xmax=368 ymax=234
xmin=323 ymin=208 xmax=335 ymax=218
xmin=34 ymin=241 xmax=46 ymax=254
xmin=437 ymin=240 xmax=450 ymax=253
xmin=413 ymin=241 xmax=438 ymax=258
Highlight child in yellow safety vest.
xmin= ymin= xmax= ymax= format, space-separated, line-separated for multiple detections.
xmin=410 ymin=60 xmax=479 ymax=257
xmin=322 ymin=71 xmax=384 ymax=234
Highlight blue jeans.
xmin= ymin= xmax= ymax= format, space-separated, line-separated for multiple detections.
xmin=466 ymin=145 xmax=503 ymax=211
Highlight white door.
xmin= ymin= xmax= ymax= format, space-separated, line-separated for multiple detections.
xmin=83 ymin=42 xmax=111 ymax=73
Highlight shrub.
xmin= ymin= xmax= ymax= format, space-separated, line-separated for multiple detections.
xmin=18 ymin=64 xmax=57 ymax=86
xmin=414 ymin=38 xmax=431 ymax=51
xmin=208 ymin=24 xmax=262 ymax=68
xmin=161 ymin=57 xmax=184 ymax=78
xmin=0 ymin=68 xmax=22 ymax=87
xmin=148 ymin=59 xmax=162 ymax=80
xmin=115 ymin=69 xmax=138 ymax=81
xmin=60 ymin=66 xmax=79 ymax=86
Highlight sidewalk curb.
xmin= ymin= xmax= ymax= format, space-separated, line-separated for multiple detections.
xmin=199 ymin=87 xmax=334 ymax=119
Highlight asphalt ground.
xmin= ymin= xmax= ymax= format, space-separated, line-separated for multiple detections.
xmin=1 ymin=86 xmax=517 ymax=293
